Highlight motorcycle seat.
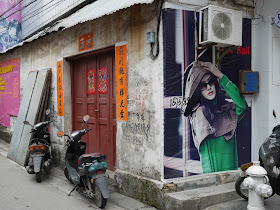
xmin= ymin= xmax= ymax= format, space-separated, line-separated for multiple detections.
xmin=78 ymin=153 xmax=101 ymax=165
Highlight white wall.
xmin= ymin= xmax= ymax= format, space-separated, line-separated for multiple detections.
xmin=252 ymin=0 xmax=280 ymax=160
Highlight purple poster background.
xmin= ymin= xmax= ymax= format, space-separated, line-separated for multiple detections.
xmin=0 ymin=58 xmax=20 ymax=127
xmin=0 ymin=1 xmax=22 ymax=51
xmin=163 ymin=9 xmax=252 ymax=179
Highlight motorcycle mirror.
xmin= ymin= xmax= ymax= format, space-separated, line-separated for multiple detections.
xmin=46 ymin=108 xmax=50 ymax=116
xmin=83 ymin=115 xmax=90 ymax=122
xmin=273 ymin=110 xmax=277 ymax=118
xmin=57 ymin=131 xmax=64 ymax=137
xmin=23 ymin=121 xmax=30 ymax=125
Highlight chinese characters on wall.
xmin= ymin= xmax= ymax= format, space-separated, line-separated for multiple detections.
xmin=79 ymin=33 xmax=93 ymax=52
xmin=115 ymin=45 xmax=128 ymax=121
xmin=0 ymin=58 xmax=20 ymax=127
xmin=57 ymin=61 xmax=63 ymax=116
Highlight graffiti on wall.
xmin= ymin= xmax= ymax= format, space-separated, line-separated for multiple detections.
xmin=0 ymin=58 xmax=20 ymax=127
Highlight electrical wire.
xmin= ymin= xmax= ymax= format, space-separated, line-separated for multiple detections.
xmin=0 ymin=0 xmax=65 ymax=35
xmin=0 ymin=0 xmax=38 ymax=21
xmin=23 ymin=0 xmax=85 ymax=40
xmin=22 ymin=0 xmax=66 ymax=31
xmin=22 ymin=0 xmax=85 ymax=39
xmin=0 ymin=0 xmax=25 ymax=18
xmin=22 ymin=0 xmax=61 ymax=21
xmin=21 ymin=0 xmax=43 ymax=19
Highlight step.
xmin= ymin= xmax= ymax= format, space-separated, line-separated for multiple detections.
xmin=164 ymin=182 xmax=239 ymax=210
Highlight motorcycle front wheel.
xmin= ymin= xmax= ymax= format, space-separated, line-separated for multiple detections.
xmin=94 ymin=184 xmax=107 ymax=209
xmin=235 ymin=176 xmax=249 ymax=200
xmin=235 ymin=176 xmax=275 ymax=200
xmin=36 ymin=171 xmax=42 ymax=182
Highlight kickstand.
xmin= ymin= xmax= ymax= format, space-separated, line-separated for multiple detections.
xmin=68 ymin=185 xmax=77 ymax=196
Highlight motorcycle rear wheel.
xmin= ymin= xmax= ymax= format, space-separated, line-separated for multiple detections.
xmin=36 ymin=171 xmax=42 ymax=182
xmin=94 ymin=184 xmax=107 ymax=209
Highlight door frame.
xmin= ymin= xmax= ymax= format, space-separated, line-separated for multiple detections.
xmin=68 ymin=46 xmax=116 ymax=170
xmin=68 ymin=46 xmax=115 ymax=129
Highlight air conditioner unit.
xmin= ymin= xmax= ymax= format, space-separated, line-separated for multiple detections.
xmin=199 ymin=5 xmax=243 ymax=46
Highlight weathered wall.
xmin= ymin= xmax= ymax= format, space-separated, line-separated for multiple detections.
xmin=0 ymin=2 xmax=163 ymax=180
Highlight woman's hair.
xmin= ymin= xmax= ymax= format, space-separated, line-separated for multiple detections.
xmin=8 ymin=19 xmax=21 ymax=37
xmin=184 ymin=73 xmax=223 ymax=118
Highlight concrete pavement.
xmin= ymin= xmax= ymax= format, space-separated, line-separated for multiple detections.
xmin=203 ymin=196 xmax=280 ymax=210
xmin=0 ymin=139 xmax=157 ymax=210
xmin=2 ymin=138 xmax=280 ymax=210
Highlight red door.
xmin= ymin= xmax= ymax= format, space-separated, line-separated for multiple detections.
xmin=71 ymin=48 xmax=116 ymax=170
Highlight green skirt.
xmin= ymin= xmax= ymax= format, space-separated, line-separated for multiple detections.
xmin=199 ymin=134 xmax=238 ymax=174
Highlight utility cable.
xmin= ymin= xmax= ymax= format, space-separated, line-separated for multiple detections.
xmin=23 ymin=0 xmax=84 ymax=40
xmin=0 ymin=0 xmax=25 ymax=18
xmin=0 ymin=0 xmax=65 ymax=35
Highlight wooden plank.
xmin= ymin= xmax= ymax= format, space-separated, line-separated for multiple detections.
xmin=16 ymin=69 xmax=51 ymax=166
xmin=40 ymin=70 xmax=52 ymax=122
xmin=36 ymin=78 xmax=48 ymax=123
xmin=7 ymin=71 xmax=38 ymax=161
xmin=37 ymin=70 xmax=52 ymax=122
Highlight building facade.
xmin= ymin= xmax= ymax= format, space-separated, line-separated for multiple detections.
xmin=0 ymin=0 xmax=280 ymax=208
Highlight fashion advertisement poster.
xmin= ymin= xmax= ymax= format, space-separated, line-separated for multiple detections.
xmin=163 ymin=9 xmax=252 ymax=179
xmin=0 ymin=58 xmax=20 ymax=127
xmin=0 ymin=1 xmax=22 ymax=52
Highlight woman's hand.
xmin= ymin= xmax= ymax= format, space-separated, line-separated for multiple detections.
xmin=200 ymin=62 xmax=224 ymax=79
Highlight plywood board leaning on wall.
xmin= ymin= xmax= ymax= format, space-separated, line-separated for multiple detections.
xmin=7 ymin=69 xmax=52 ymax=166
xmin=7 ymin=71 xmax=38 ymax=161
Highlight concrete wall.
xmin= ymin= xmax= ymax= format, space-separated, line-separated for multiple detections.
xmin=252 ymin=0 xmax=280 ymax=160
xmin=0 ymin=2 xmax=164 ymax=180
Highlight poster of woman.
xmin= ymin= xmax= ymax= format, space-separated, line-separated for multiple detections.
xmin=163 ymin=8 xmax=252 ymax=179
xmin=184 ymin=61 xmax=247 ymax=173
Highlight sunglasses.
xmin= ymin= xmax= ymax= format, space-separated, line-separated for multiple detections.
xmin=199 ymin=77 xmax=215 ymax=91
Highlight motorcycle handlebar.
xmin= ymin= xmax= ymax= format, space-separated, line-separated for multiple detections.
xmin=85 ymin=128 xmax=92 ymax=132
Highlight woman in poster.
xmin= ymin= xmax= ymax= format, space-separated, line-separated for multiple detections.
xmin=184 ymin=61 xmax=247 ymax=174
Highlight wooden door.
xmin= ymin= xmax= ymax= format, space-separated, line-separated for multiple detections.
xmin=71 ymin=48 xmax=116 ymax=170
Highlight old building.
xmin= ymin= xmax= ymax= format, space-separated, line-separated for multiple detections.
xmin=0 ymin=0 xmax=279 ymax=209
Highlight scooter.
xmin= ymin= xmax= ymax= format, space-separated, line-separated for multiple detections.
xmin=235 ymin=110 xmax=280 ymax=200
xmin=24 ymin=115 xmax=53 ymax=182
xmin=57 ymin=115 xmax=109 ymax=209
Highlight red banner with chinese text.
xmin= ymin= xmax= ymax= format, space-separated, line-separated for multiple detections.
xmin=115 ymin=45 xmax=128 ymax=121
xmin=79 ymin=33 xmax=93 ymax=52
xmin=57 ymin=61 xmax=63 ymax=116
